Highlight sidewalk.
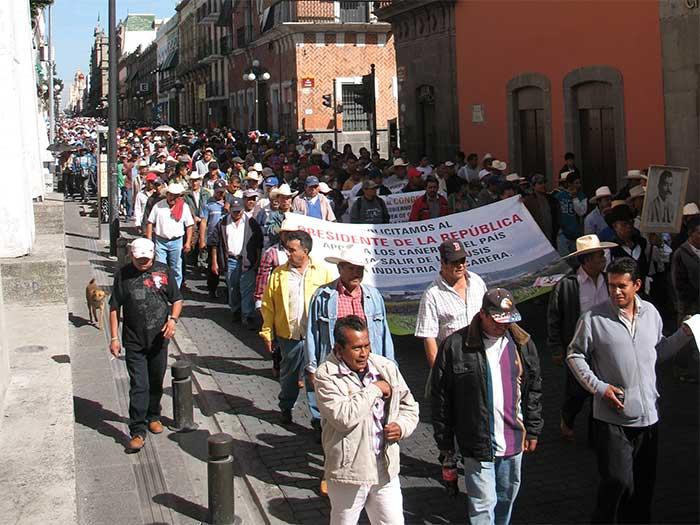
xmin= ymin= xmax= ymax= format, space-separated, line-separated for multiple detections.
xmin=63 ymin=198 xmax=263 ymax=525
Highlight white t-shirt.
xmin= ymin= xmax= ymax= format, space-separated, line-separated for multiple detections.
xmin=226 ymin=217 xmax=246 ymax=256
xmin=148 ymin=199 xmax=194 ymax=239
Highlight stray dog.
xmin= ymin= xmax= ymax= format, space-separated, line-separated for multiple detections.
xmin=86 ymin=279 xmax=107 ymax=329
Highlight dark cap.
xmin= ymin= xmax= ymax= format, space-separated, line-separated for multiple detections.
xmin=438 ymin=240 xmax=468 ymax=262
xmin=531 ymin=174 xmax=546 ymax=185
xmin=604 ymin=203 xmax=634 ymax=227
xmin=232 ymin=156 xmax=244 ymax=163
xmin=482 ymin=288 xmax=521 ymax=324
xmin=228 ymin=197 xmax=244 ymax=212
xmin=213 ymin=180 xmax=227 ymax=190
xmin=362 ymin=179 xmax=378 ymax=190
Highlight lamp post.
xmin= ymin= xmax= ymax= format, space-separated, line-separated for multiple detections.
xmin=242 ymin=59 xmax=270 ymax=131
xmin=108 ymin=0 xmax=119 ymax=257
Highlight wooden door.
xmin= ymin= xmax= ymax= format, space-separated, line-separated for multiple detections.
xmin=519 ymin=109 xmax=546 ymax=178
xmin=579 ymin=108 xmax=616 ymax=195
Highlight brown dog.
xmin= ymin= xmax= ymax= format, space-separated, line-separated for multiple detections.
xmin=86 ymin=279 xmax=107 ymax=329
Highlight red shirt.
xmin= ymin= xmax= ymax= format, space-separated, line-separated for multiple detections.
xmin=336 ymin=280 xmax=365 ymax=321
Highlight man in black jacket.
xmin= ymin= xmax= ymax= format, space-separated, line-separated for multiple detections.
xmin=210 ymin=197 xmax=263 ymax=328
xmin=547 ymin=234 xmax=617 ymax=440
xmin=431 ymin=288 xmax=543 ymax=525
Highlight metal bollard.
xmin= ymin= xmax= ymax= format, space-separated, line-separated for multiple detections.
xmin=208 ymin=433 xmax=235 ymax=525
xmin=169 ymin=361 xmax=198 ymax=432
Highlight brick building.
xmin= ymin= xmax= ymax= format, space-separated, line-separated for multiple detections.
xmin=222 ymin=0 xmax=398 ymax=153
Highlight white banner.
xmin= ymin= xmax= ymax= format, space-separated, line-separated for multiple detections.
xmin=283 ymin=197 xmax=563 ymax=333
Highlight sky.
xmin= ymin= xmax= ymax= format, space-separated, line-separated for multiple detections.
xmin=52 ymin=0 xmax=179 ymax=105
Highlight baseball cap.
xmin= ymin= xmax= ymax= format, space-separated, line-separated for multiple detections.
xmin=408 ymin=167 xmax=422 ymax=179
xmin=308 ymin=165 xmax=322 ymax=176
xmin=131 ymin=237 xmax=154 ymax=260
xmin=232 ymin=156 xmax=244 ymax=163
xmin=228 ymin=197 xmax=244 ymax=212
xmin=213 ymin=180 xmax=227 ymax=190
xmin=145 ymin=173 xmax=158 ymax=183
xmin=243 ymin=189 xmax=258 ymax=199
xmin=482 ymin=288 xmax=521 ymax=324
xmin=362 ymin=179 xmax=378 ymax=190
xmin=438 ymin=240 xmax=468 ymax=262
xmin=305 ymin=176 xmax=320 ymax=187
xmin=264 ymin=177 xmax=279 ymax=187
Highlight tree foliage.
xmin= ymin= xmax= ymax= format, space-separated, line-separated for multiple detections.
xmin=30 ymin=0 xmax=54 ymax=18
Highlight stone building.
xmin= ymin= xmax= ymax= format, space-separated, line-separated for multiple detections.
xmin=68 ymin=70 xmax=87 ymax=115
xmin=86 ymin=23 xmax=109 ymax=116
xmin=176 ymin=0 xmax=209 ymax=128
xmin=156 ymin=16 xmax=180 ymax=125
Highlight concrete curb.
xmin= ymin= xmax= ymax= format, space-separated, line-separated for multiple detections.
xmin=173 ymin=320 xmax=295 ymax=525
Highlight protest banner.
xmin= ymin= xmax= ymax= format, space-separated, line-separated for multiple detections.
xmin=344 ymin=190 xmax=422 ymax=223
xmin=283 ymin=196 xmax=566 ymax=335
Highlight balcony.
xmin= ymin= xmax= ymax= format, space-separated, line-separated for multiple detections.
xmin=339 ymin=1 xmax=370 ymax=23
xmin=197 ymin=41 xmax=222 ymax=64
xmin=197 ymin=0 xmax=220 ymax=24
xmin=220 ymin=34 xmax=233 ymax=55
xmin=205 ymin=81 xmax=226 ymax=100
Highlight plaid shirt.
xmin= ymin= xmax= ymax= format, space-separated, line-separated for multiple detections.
xmin=253 ymin=245 xmax=287 ymax=308
xmin=336 ymin=281 xmax=366 ymax=321
xmin=414 ymin=271 xmax=487 ymax=343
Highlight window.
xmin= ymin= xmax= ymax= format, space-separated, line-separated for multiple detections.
xmin=341 ymin=83 xmax=368 ymax=132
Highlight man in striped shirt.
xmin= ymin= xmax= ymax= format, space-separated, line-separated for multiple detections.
xmin=431 ymin=288 xmax=543 ymax=524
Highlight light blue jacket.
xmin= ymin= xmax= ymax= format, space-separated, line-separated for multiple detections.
xmin=305 ymin=280 xmax=394 ymax=373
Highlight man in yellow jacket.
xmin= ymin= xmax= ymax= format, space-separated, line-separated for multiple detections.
xmin=260 ymin=228 xmax=334 ymax=424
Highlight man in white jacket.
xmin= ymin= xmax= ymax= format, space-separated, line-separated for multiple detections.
xmin=314 ymin=315 xmax=419 ymax=525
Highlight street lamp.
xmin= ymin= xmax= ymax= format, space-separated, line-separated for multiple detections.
xmin=243 ymin=60 xmax=271 ymax=131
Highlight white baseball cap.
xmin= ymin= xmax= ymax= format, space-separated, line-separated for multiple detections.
xmin=131 ymin=237 xmax=154 ymax=259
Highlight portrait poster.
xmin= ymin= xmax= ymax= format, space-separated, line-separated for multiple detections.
xmin=640 ymin=165 xmax=689 ymax=233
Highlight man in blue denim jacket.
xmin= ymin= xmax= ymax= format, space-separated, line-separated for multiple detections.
xmin=305 ymin=246 xmax=395 ymax=428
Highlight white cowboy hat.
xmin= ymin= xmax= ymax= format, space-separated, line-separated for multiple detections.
xmin=589 ymin=186 xmax=613 ymax=203
xmin=279 ymin=219 xmax=299 ymax=232
xmin=505 ymin=173 xmax=524 ymax=183
xmin=392 ymin=158 xmax=408 ymax=167
xmin=271 ymin=183 xmax=297 ymax=198
xmin=165 ymin=155 xmax=178 ymax=165
xmin=252 ymin=162 xmax=263 ymax=172
xmin=149 ymin=164 xmax=166 ymax=174
xmin=491 ymin=160 xmax=507 ymax=171
xmin=325 ymin=245 xmax=370 ymax=267
xmin=683 ymin=202 xmax=700 ymax=216
xmin=625 ymin=169 xmax=643 ymax=180
xmin=137 ymin=159 xmax=149 ymax=168
xmin=188 ymin=172 xmax=203 ymax=180
xmin=318 ymin=182 xmax=332 ymax=194
xmin=245 ymin=170 xmax=261 ymax=181
xmin=626 ymin=185 xmax=646 ymax=201
xmin=166 ymin=182 xmax=185 ymax=195
xmin=565 ymin=234 xmax=618 ymax=258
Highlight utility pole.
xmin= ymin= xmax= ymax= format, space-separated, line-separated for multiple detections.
xmin=368 ymin=64 xmax=378 ymax=154
xmin=47 ymin=3 xmax=55 ymax=144
xmin=332 ymin=78 xmax=338 ymax=150
xmin=108 ymin=0 xmax=119 ymax=256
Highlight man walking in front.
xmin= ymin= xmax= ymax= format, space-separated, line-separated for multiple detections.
xmin=315 ymin=316 xmax=419 ymax=524
xmin=109 ymin=238 xmax=183 ymax=452
xmin=431 ymin=288 xmax=543 ymax=524
xmin=567 ymin=257 xmax=694 ymax=523
xmin=259 ymin=230 xmax=334 ymax=424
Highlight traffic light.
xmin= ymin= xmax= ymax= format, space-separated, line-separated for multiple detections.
xmin=322 ymin=93 xmax=332 ymax=108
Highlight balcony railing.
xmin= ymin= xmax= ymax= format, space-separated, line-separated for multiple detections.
xmin=339 ymin=1 xmax=369 ymax=23
xmin=274 ymin=0 xmax=383 ymax=24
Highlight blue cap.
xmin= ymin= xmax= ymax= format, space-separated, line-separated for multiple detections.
xmin=305 ymin=176 xmax=320 ymax=187
xmin=264 ymin=177 xmax=279 ymax=187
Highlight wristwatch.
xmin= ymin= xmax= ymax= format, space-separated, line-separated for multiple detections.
xmin=168 ymin=315 xmax=179 ymax=324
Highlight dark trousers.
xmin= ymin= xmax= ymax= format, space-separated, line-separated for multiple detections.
xmin=125 ymin=338 xmax=169 ymax=438
xmin=206 ymin=246 xmax=220 ymax=293
xmin=561 ymin=365 xmax=591 ymax=429
xmin=592 ymin=419 xmax=658 ymax=524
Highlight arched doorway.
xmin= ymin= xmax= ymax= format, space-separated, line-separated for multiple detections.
xmin=564 ymin=67 xmax=627 ymax=196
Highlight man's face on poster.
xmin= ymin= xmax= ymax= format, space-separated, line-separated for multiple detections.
xmin=659 ymin=173 xmax=672 ymax=200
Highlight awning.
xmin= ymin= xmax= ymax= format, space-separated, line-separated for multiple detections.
xmin=160 ymin=49 xmax=179 ymax=71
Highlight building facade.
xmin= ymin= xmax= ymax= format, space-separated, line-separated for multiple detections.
xmin=86 ymin=24 xmax=109 ymax=116
xmin=67 ymin=70 xmax=87 ymax=114
xmin=176 ymin=0 xmax=209 ymax=128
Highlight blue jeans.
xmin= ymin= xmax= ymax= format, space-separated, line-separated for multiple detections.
xmin=121 ymin=187 xmax=133 ymax=217
xmin=154 ymin=236 xmax=183 ymax=287
xmin=462 ymin=452 xmax=522 ymax=525
xmin=225 ymin=257 xmax=255 ymax=319
xmin=278 ymin=337 xmax=315 ymax=415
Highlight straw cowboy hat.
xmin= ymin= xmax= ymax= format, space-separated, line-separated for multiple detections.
xmin=166 ymin=182 xmax=186 ymax=195
xmin=491 ymin=160 xmax=507 ymax=171
xmin=269 ymin=183 xmax=297 ymax=199
xmin=625 ymin=169 xmax=643 ymax=180
xmin=626 ymin=185 xmax=646 ymax=202
xmin=589 ymin=186 xmax=613 ymax=204
xmin=683 ymin=202 xmax=700 ymax=216
xmin=505 ymin=173 xmax=524 ymax=183
xmin=325 ymin=245 xmax=370 ymax=267
xmin=565 ymin=234 xmax=617 ymax=258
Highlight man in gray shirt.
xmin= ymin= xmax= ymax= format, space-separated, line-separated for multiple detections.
xmin=567 ymin=257 xmax=693 ymax=523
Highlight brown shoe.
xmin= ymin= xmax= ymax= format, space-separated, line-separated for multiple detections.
xmin=319 ymin=479 xmax=328 ymax=497
xmin=148 ymin=420 xmax=164 ymax=434
xmin=128 ymin=435 xmax=145 ymax=451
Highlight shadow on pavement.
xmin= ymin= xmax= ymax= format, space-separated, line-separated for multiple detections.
xmin=68 ymin=312 xmax=92 ymax=328
xmin=152 ymin=492 xmax=208 ymax=522
xmin=167 ymin=428 xmax=211 ymax=463
xmin=73 ymin=395 xmax=129 ymax=446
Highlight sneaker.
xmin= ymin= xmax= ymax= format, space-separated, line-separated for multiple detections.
xmin=127 ymin=435 xmax=146 ymax=452
xmin=280 ymin=409 xmax=292 ymax=425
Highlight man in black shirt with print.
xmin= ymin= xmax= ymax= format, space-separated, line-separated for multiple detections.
xmin=109 ymin=237 xmax=183 ymax=452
